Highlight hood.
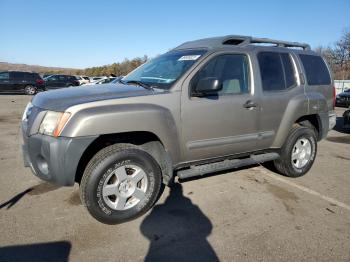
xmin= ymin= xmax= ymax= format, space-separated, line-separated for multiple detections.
xmin=32 ymin=83 xmax=160 ymax=111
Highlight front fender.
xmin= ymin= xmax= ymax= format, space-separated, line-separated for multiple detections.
xmin=61 ymin=104 xmax=181 ymax=163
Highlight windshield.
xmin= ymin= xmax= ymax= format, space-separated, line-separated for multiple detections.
xmin=122 ymin=49 xmax=207 ymax=89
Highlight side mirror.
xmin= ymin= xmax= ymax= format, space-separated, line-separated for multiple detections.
xmin=194 ymin=77 xmax=222 ymax=96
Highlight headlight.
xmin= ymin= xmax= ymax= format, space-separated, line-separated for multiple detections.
xmin=22 ymin=102 xmax=33 ymax=121
xmin=39 ymin=111 xmax=71 ymax=137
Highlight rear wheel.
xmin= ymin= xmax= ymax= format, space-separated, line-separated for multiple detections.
xmin=80 ymin=143 xmax=163 ymax=224
xmin=24 ymin=85 xmax=37 ymax=95
xmin=274 ymin=125 xmax=317 ymax=177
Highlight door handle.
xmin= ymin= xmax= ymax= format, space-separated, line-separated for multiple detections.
xmin=243 ymin=100 xmax=257 ymax=109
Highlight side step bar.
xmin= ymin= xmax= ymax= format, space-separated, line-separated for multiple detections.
xmin=177 ymin=152 xmax=280 ymax=180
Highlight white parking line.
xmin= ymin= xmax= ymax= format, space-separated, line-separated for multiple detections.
xmin=255 ymin=166 xmax=350 ymax=212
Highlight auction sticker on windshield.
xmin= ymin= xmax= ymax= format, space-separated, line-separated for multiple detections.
xmin=178 ymin=55 xmax=201 ymax=61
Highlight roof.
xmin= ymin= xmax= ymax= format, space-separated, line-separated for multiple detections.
xmin=174 ymin=35 xmax=311 ymax=51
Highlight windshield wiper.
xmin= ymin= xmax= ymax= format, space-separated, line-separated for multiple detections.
xmin=119 ymin=79 xmax=154 ymax=91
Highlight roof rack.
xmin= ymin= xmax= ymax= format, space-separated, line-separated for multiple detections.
xmin=222 ymin=35 xmax=310 ymax=50
xmin=174 ymin=35 xmax=311 ymax=51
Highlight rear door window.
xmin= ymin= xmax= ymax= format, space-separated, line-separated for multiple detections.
xmin=299 ymin=54 xmax=331 ymax=85
xmin=281 ymin=53 xmax=296 ymax=88
xmin=12 ymin=72 xmax=25 ymax=80
xmin=258 ymin=52 xmax=285 ymax=91
xmin=258 ymin=52 xmax=296 ymax=91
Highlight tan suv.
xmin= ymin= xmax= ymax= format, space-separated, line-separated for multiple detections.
xmin=21 ymin=35 xmax=336 ymax=224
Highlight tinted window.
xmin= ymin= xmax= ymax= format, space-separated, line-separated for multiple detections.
xmin=258 ymin=52 xmax=297 ymax=91
xmin=281 ymin=53 xmax=296 ymax=88
xmin=23 ymin=72 xmax=36 ymax=79
xmin=0 ymin=72 xmax=9 ymax=80
xmin=12 ymin=72 xmax=25 ymax=79
xmin=58 ymin=75 xmax=66 ymax=81
xmin=258 ymin=52 xmax=285 ymax=91
xmin=192 ymin=54 xmax=250 ymax=94
xmin=299 ymin=54 xmax=331 ymax=85
xmin=48 ymin=75 xmax=58 ymax=81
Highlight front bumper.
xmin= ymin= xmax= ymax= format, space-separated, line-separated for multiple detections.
xmin=21 ymin=127 xmax=97 ymax=186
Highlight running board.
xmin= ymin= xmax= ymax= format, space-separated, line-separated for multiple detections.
xmin=177 ymin=152 xmax=280 ymax=180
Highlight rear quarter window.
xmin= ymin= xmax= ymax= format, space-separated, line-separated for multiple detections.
xmin=299 ymin=54 xmax=331 ymax=85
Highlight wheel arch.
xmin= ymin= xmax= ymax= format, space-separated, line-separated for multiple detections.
xmin=75 ymin=131 xmax=173 ymax=185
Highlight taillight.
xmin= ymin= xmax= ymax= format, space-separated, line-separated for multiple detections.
xmin=36 ymin=79 xmax=44 ymax=85
xmin=333 ymin=86 xmax=336 ymax=109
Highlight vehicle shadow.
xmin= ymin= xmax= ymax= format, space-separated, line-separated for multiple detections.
xmin=0 ymin=241 xmax=71 ymax=262
xmin=0 ymin=188 xmax=33 ymax=210
xmin=140 ymin=183 xmax=219 ymax=262
xmin=0 ymin=182 xmax=60 ymax=210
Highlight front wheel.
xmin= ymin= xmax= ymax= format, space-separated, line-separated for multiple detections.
xmin=80 ymin=144 xmax=163 ymax=224
xmin=274 ymin=125 xmax=317 ymax=177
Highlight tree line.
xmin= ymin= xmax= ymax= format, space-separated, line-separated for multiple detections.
xmin=41 ymin=55 xmax=148 ymax=77
xmin=315 ymin=27 xmax=350 ymax=80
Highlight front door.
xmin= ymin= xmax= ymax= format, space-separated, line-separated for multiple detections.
xmin=180 ymin=53 xmax=259 ymax=162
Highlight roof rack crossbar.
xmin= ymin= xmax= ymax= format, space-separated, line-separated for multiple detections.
xmin=222 ymin=35 xmax=310 ymax=50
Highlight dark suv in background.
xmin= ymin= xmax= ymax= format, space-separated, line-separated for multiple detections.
xmin=336 ymin=89 xmax=350 ymax=107
xmin=0 ymin=71 xmax=45 ymax=95
xmin=44 ymin=74 xmax=80 ymax=89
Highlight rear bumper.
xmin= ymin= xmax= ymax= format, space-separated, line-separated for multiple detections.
xmin=328 ymin=112 xmax=336 ymax=131
xmin=21 ymin=128 xmax=97 ymax=186
xmin=318 ymin=111 xmax=336 ymax=140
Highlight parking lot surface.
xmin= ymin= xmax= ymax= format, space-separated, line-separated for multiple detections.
xmin=0 ymin=95 xmax=349 ymax=262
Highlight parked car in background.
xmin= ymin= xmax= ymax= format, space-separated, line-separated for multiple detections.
xmin=0 ymin=71 xmax=45 ymax=95
xmin=336 ymin=89 xmax=350 ymax=107
xmin=83 ymin=77 xmax=116 ymax=85
xmin=75 ymin=76 xmax=90 ymax=85
xmin=110 ymin=76 xmax=124 ymax=84
xmin=90 ymin=76 xmax=104 ymax=82
xmin=44 ymin=74 xmax=80 ymax=89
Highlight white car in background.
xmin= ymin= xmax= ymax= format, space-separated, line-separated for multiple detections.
xmin=83 ymin=77 xmax=116 ymax=85
xmin=75 ymin=76 xmax=90 ymax=85
xmin=89 ymin=76 xmax=104 ymax=82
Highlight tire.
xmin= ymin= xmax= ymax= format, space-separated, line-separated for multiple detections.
xmin=80 ymin=143 xmax=163 ymax=224
xmin=24 ymin=85 xmax=37 ymax=95
xmin=273 ymin=125 xmax=317 ymax=178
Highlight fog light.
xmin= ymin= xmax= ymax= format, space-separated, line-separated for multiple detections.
xmin=37 ymin=155 xmax=49 ymax=176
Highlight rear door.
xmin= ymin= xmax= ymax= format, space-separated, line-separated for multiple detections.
xmin=255 ymin=51 xmax=305 ymax=149
xmin=10 ymin=72 xmax=26 ymax=91
xmin=0 ymin=72 xmax=11 ymax=92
